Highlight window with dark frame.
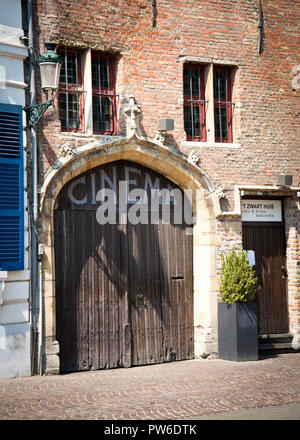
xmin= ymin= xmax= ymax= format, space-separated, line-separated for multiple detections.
xmin=91 ymin=52 xmax=117 ymax=135
xmin=213 ymin=66 xmax=233 ymax=143
xmin=58 ymin=48 xmax=85 ymax=132
xmin=183 ymin=63 xmax=206 ymax=142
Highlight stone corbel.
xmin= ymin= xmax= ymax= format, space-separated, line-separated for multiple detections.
xmin=124 ymin=95 xmax=141 ymax=137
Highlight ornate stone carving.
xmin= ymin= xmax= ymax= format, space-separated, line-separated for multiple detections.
xmin=154 ymin=130 xmax=166 ymax=145
xmin=124 ymin=95 xmax=141 ymax=136
xmin=216 ymin=184 xmax=226 ymax=199
xmin=187 ymin=150 xmax=200 ymax=166
xmin=59 ymin=142 xmax=77 ymax=159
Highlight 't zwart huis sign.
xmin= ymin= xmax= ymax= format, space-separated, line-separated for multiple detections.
xmin=241 ymin=199 xmax=282 ymax=222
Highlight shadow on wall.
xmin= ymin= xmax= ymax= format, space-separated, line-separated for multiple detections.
xmin=53 ymin=160 xmax=194 ymax=373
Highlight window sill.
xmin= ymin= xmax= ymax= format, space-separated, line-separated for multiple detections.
xmin=59 ymin=131 xmax=93 ymax=138
xmin=58 ymin=132 xmax=122 ymax=143
xmin=182 ymin=141 xmax=241 ymax=149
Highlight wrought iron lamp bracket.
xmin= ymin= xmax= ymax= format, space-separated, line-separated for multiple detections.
xmin=27 ymin=89 xmax=55 ymax=128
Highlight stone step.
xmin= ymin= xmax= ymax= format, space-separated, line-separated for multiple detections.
xmin=259 ymin=333 xmax=293 ymax=344
xmin=259 ymin=342 xmax=294 ymax=350
xmin=258 ymin=333 xmax=297 ymax=354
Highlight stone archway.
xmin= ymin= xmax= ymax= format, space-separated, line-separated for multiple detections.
xmin=39 ymin=135 xmax=219 ymax=374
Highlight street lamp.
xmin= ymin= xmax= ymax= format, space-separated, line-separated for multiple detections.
xmin=27 ymin=43 xmax=62 ymax=127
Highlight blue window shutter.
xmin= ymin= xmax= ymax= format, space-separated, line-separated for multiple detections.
xmin=0 ymin=104 xmax=24 ymax=271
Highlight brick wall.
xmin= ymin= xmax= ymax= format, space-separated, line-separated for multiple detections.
xmin=33 ymin=0 xmax=300 ymax=339
xmin=33 ymin=0 xmax=300 ymax=185
xmin=216 ymin=217 xmax=243 ymax=271
xmin=285 ymin=197 xmax=300 ymax=335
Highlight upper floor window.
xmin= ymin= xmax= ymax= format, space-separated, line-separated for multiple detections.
xmin=91 ymin=52 xmax=117 ymax=135
xmin=57 ymin=48 xmax=117 ymax=134
xmin=183 ymin=63 xmax=206 ymax=141
xmin=213 ymin=66 xmax=232 ymax=143
xmin=183 ymin=62 xmax=235 ymax=144
xmin=58 ymin=48 xmax=85 ymax=132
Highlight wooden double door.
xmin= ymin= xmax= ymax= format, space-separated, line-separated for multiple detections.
xmin=243 ymin=223 xmax=289 ymax=335
xmin=54 ymin=161 xmax=194 ymax=373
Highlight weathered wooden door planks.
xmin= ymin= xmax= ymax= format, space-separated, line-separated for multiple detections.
xmin=54 ymin=161 xmax=194 ymax=373
xmin=243 ymin=223 xmax=289 ymax=334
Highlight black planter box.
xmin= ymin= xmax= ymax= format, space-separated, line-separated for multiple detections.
xmin=218 ymin=302 xmax=258 ymax=361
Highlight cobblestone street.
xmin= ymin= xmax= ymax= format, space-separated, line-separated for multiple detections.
xmin=0 ymin=353 xmax=299 ymax=420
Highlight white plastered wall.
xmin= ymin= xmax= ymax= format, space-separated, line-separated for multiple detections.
xmin=0 ymin=0 xmax=30 ymax=379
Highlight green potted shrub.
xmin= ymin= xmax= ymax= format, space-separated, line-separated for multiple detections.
xmin=218 ymin=249 xmax=259 ymax=361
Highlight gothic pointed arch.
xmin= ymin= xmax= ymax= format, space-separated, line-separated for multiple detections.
xmin=39 ymin=135 xmax=218 ymax=375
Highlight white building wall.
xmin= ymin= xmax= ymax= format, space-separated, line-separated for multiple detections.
xmin=0 ymin=0 xmax=31 ymax=379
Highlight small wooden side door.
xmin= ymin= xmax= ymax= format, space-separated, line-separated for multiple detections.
xmin=243 ymin=223 xmax=289 ymax=334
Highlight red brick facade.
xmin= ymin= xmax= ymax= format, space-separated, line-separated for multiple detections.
xmin=33 ymin=0 xmax=300 ymax=363
xmin=34 ymin=0 xmax=300 ymax=184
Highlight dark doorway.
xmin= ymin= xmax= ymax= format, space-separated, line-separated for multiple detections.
xmin=54 ymin=161 xmax=194 ymax=373
xmin=243 ymin=223 xmax=289 ymax=334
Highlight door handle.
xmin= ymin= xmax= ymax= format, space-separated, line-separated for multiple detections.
xmin=281 ymin=266 xmax=286 ymax=279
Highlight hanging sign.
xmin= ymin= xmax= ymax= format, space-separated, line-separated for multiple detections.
xmin=241 ymin=199 xmax=282 ymax=222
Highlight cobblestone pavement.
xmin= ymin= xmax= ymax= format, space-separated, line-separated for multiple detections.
xmin=0 ymin=353 xmax=299 ymax=420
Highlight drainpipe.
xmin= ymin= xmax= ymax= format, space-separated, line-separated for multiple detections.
xmin=38 ymin=260 xmax=43 ymax=375
xmin=28 ymin=4 xmax=38 ymax=224
xmin=27 ymin=0 xmax=40 ymax=375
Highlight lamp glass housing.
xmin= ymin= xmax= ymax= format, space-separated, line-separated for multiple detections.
xmin=39 ymin=62 xmax=61 ymax=91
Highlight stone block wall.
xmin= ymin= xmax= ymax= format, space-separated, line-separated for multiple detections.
xmin=0 ymin=0 xmax=30 ymax=379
